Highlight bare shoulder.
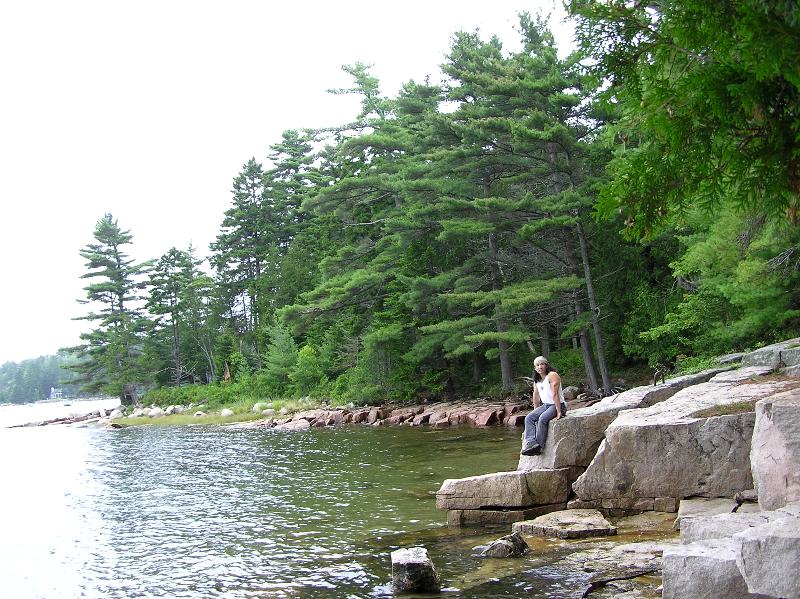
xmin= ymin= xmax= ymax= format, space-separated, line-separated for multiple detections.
xmin=547 ymin=371 xmax=561 ymax=384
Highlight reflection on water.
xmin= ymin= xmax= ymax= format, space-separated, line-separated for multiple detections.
xmin=0 ymin=421 xmax=602 ymax=597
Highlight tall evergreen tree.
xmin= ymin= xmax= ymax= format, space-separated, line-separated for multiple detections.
xmin=69 ymin=214 xmax=150 ymax=398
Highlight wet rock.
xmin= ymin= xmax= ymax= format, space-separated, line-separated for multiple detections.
xmin=447 ymin=503 xmax=566 ymax=527
xmin=436 ymin=468 xmax=580 ymax=510
xmin=390 ymin=546 xmax=440 ymax=593
xmin=274 ymin=419 xmax=311 ymax=431
xmin=412 ymin=412 xmax=431 ymax=426
xmin=571 ymin=539 xmax=676 ymax=589
xmin=573 ymin=367 xmax=794 ymax=503
xmin=479 ymin=531 xmax=528 ymax=558
xmin=474 ymin=409 xmax=499 ymax=427
xmin=751 ymin=388 xmax=800 ymax=510
xmin=512 ymin=509 xmax=617 ymax=539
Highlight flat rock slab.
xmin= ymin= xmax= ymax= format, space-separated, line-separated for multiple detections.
xmin=681 ymin=511 xmax=784 ymax=544
xmin=436 ymin=468 xmax=580 ymax=510
xmin=751 ymin=388 xmax=800 ymax=510
xmin=673 ymin=497 xmax=760 ymax=530
xmin=573 ymin=367 xmax=796 ymax=502
xmin=447 ymin=503 xmax=566 ymax=527
xmin=517 ymin=368 xmax=729 ymax=471
xmin=512 ymin=509 xmax=617 ymax=539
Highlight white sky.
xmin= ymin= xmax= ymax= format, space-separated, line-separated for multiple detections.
xmin=0 ymin=0 xmax=574 ymax=365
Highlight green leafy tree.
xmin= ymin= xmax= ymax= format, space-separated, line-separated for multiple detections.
xmin=569 ymin=0 xmax=800 ymax=234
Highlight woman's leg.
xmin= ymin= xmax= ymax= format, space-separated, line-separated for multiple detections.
xmin=523 ymin=405 xmax=548 ymax=449
xmin=534 ymin=404 xmax=559 ymax=447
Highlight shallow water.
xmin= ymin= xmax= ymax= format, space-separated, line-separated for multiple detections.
xmin=0 ymin=411 xmax=618 ymax=598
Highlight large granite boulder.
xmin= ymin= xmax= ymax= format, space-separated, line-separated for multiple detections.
xmin=573 ymin=367 xmax=794 ymax=503
xmin=436 ymin=468 xmax=580 ymax=510
xmin=735 ymin=516 xmax=800 ymax=599
xmin=751 ymin=388 xmax=800 ymax=510
xmin=518 ymin=368 xmax=729 ymax=471
xmin=664 ymin=502 xmax=800 ymax=599
xmin=741 ymin=337 xmax=800 ymax=369
xmin=662 ymin=538 xmax=768 ymax=599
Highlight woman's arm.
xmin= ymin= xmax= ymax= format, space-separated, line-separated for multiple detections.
xmin=548 ymin=372 xmax=562 ymax=418
xmin=532 ymin=384 xmax=541 ymax=407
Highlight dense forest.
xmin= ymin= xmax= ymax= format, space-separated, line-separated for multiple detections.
xmin=57 ymin=3 xmax=800 ymax=406
xmin=0 ymin=355 xmax=83 ymax=404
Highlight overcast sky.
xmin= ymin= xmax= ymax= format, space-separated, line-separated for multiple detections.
xmin=0 ymin=0 xmax=575 ymax=365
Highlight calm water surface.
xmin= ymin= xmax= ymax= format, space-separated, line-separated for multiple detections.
xmin=0 ymin=403 xmax=591 ymax=598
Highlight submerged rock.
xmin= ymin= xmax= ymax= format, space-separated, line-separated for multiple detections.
xmin=512 ymin=509 xmax=617 ymax=539
xmin=479 ymin=531 xmax=529 ymax=558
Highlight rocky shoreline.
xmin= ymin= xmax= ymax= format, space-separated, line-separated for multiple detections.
xmin=428 ymin=338 xmax=800 ymax=598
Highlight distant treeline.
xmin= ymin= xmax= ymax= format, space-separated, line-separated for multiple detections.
xmin=67 ymin=6 xmax=800 ymax=405
xmin=0 ymin=355 xmax=84 ymax=404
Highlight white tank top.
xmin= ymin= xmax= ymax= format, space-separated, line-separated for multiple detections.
xmin=536 ymin=375 xmax=565 ymax=405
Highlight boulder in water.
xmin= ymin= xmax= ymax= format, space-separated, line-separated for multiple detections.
xmin=390 ymin=547 xmax=440 ymax=593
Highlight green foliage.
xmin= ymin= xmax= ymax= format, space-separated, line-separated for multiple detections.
xmin=570 ymin=0 xmax=800 ymax=234
xmin=68 ymin=10 xmax=800 ymax=408
xmin=0 ymin=354 xmax=84 ymax=404
xmin=289 ymin=346 xmax=328 ymax=397
xmin=69 ymin=214 xmax=151 ymax=397
xmin=261 ymin=324 xmax=298 ymax=394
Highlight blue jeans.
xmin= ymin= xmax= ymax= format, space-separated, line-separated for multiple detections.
xmin=523 ymin=402 xmax=566 ymax=449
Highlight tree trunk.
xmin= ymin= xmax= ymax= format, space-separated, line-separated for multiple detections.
xmin=576 ymin=220 xmax=612 ymax=393
xmin=541 ymin=325 xmax=551 ymax=359
xmin=488 ymin=231 xmax=514 ymax=391
xmin=574 ymin=293 xmax=600 ymax=394
xmin=472 ymin=352 xmax=485 ymax=385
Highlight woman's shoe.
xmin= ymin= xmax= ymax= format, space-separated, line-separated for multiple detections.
xmin=520 ymin=444 xmax=541 ymax=456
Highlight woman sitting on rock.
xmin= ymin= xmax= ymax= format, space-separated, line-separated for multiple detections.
xmin=521 ymin=356 xmax=566 ymax=456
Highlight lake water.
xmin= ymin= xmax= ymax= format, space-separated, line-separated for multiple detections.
xmin=0 ymin=402 xmax=593 ymax=597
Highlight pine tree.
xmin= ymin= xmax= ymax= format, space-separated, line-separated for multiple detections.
xmin=70 ymin=214 xmax=150 ymax=398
